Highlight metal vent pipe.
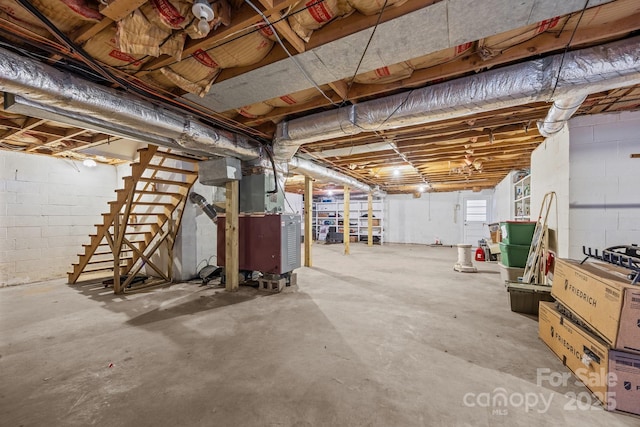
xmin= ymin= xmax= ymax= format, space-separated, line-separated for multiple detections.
xmin=536 ymin=95 xmax=588 ymax=137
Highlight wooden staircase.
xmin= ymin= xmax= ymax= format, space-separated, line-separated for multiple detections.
xmin=67 ymin=145 xmax=200 ymax=293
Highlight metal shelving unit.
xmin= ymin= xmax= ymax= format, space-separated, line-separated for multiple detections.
xmin=513 ymin=173 xmax=531 ymax=220
xmin=312 ymin=199 xmax=384 ymax=244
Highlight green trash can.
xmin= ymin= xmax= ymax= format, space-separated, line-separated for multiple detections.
xmin=500 ymin=221 xmax=536 ymax=245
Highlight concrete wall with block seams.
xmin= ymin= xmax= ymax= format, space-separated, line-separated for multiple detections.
xmin=385 ymin=190 xmax=494 ymax=246
xmin=0 ymin=151 xmax=120 ymax=286
xmin=568 ymin=110 xmax=640 ymax=259
xmin=493 ymin=171 xmax=514 ymax=223
xmin=530 ymin=126 xmax=571 ymax=258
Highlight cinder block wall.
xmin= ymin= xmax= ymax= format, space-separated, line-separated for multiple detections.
xmin=386 ymin=190 xmax=494 ymax=246
xmin=0 ymin=151 xmax=119 ymax=286
xmin=530 ymin=126 xmax=571 ymax=258
xmin=568 ymin=110 xmax=640 ymax=258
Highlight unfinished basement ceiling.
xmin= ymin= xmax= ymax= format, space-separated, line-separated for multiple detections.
xmin=0 ymin=0 xmax=639 ymax=193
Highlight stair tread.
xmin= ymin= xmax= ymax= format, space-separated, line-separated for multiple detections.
xmin=79 ymin=249 xmax=133 ymax=256
xmin=130 ymin=201 xmax=175 ymax=206
xmin=70 ymin=266 xmax=116 ymax=274
xmin=86 ymin=240 xmax=144 ymax=247
xmin=86 ymin=258 xmax=132 ymax=265
xmin=132 ymin=190 xmax=182 ymax=196
xmin=154 ymin=151 xmax=202 ymax=163
xmin=137 ymin=177 xmax=192 ymax=186
xmin=146 ymin=164 xmax=197 ymax=175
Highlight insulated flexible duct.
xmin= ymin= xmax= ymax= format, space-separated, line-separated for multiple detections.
xmin=536 ymin=95 xmax=588 ymax=137
xmin=0 ymin=47 xmax=375 ymax=193
xmin=273 ymin=36 xmax=640 ymax=160
xmin=0 ymin=48 xmax=260 ymax=160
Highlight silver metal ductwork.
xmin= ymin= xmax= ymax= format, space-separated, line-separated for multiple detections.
xmin=273 ymin=36 xmax=640 ymax=161
xmin=0 ymin=48 xmax=260 ymax=161
xmin=536 ymin=95 xmax=588 ymax=137
xmin=0 ymin=47 xmax=375 ymax=193
xmin=287 ymin=157 xmax=376 ymax=194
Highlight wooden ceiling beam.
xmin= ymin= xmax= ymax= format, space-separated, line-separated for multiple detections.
xmin=268 ymin=11 xmax=306 ymax=53
xmin=72 ymin=18 xmax=113 ymax=45
xmin=0 ymin=118 xmax=47 ymax=139
xmin=328 ymin=81 xmax=350 ymax=103
xmin=25 ymin=128 xmax=92 ymax=153
xmin=226 ymin=8 xmax=640 ymax=130
xmin=138 ymin=0 xmax=301 ymax=75
xmin=323 ymin=139 xmax=541 ymax=165
xmin=302 ymin=118 xmax=541 ymax=155
xmin=301 ymin=105 xmax=548 ymax=151
xmin=99 ymin=0 xmax=147 ymax=21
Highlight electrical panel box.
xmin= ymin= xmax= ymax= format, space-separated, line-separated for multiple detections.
xmin=217 ymin=214 xmax=301 ymax=274
xmin=240 ymin=173 xmax=283 ymax=213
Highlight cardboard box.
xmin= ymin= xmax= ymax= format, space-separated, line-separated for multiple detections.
xmin=349 ymin=236 xmax=357 ymax=242
xmin=552 ymin=259 xmax=640 ymax=353
xmin=539 ymin=302 xmax=640 ymax=416
xmin=608 ymin=350 xmax=640 ymax=415
xmin=539 ymin=302 xmax=611 ymax=405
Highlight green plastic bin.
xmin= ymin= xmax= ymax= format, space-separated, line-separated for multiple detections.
xmin=500 ymin=221 xmax=536 ymax=245
xmin=499 ymin=242 xmax=530 ymax=268
xmin=507 ymin=283 xmax=554 ymax=315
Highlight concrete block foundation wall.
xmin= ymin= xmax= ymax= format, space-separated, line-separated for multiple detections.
xmin=493 ymin=110 xmax=640 ymax=260
xmin=568 ymin=111 xmax=640 ymax=259
xmin=492 ymin=171 xmax=513 ymax=223
xmin=530 ymin=126 xmax=571 ymax=258
xmin=0 ymin=151 xmax=120 ymax=286
xmin=385 ymin=190 xmax=494 ymax=246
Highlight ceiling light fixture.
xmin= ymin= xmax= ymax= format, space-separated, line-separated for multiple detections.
xmin=393 ymin=168 xmax=400 ymax=176
xmin=192 ymin=0 xmax=215 ymax=34
xmin=83 ymin=159 xmax=97 ymax=168
xmin=327 ymin=190 xmax=334 ymax=196
xmin=418 ymin=185 xmax=425 ymax=193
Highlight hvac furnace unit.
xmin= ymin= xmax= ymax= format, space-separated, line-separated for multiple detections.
xmin=216 ymin=214 xmax=301 ymax=275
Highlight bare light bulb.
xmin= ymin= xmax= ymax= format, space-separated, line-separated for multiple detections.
xmin=393 ymin=168 xmax=400 ymax=176
xmin=192 ymin=0 xmax=215 ymax=35
xmin=83 ymin=159 xmax=97 ymax=168
xmin=197 ymin=18 xmax=210 ymax=34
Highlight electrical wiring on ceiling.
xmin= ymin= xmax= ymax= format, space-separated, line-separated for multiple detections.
xmin=549 ymin=0 xmax=590 ymax=100
xmin=345 ymin=0 xmax=389 ymax=95
xmin=243 ymin=0 xmax=341 ymax=109
xmin=12 ymin=0 xmax=269 ymax=145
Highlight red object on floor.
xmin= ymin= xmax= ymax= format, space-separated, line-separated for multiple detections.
xmin=475 ymin=247 xmax=486 ymax=261
xmin=546 ymin=252 xmax=555 ymax=275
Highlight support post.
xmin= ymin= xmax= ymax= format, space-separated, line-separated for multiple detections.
xmin=368 ymin=192 xmax=373 ymax=246
xmin=167 ymin=216 xmax=174 ymax=280
xmin=225 ymin=180 xmax=239 ymax=292
xmin=344 ymin=186 xmax=350 ymax=255
xmin=304 ymin=176 xmax=313 ymax=267
xmin=113 ymin=212 xmax=121 ymax=294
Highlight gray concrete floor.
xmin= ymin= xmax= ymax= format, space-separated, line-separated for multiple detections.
xmin=1 ymin=243 xmax=637 ymax=426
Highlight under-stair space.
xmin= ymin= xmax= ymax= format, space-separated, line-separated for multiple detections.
xmin=67 ymin=145 xmax=200 ymax=293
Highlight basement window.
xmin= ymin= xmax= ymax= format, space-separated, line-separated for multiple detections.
xmin=465 ymin=199 xmax=487 ymax=222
